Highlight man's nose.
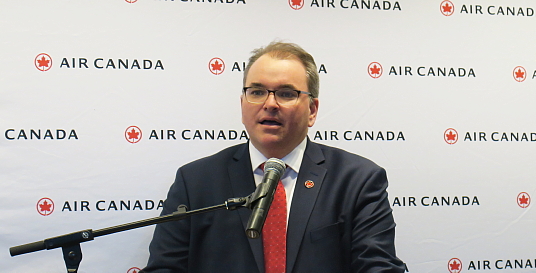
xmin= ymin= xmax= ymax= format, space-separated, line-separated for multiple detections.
xmin=264 ymin=92 xmax=279 ymax=110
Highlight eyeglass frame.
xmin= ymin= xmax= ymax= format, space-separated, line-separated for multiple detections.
xmin=242 ymin=86 xmax=312 ymax=105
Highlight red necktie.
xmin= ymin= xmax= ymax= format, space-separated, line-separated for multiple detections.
xmin=260 ymin=163 xmax=287 ymax=273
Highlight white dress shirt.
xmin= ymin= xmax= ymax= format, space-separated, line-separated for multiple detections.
xmin=248 ymin=138 xmax=307 ymax=223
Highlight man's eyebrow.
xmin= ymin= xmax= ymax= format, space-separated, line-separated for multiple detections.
xmin=278 ymin=84 xmax=297 ymax=89
xmin=248 ymin=83 xmax=298 ymax=89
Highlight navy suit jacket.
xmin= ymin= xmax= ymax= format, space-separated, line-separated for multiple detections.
xmin=142 ymin=140 xmax=406 ymax=272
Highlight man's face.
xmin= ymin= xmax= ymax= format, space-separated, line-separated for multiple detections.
xmin=241 ymin=54 xmax=318 ymax=158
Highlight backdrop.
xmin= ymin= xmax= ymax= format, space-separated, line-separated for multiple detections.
xmin=1 ymin=0 xmax=535 ymax=272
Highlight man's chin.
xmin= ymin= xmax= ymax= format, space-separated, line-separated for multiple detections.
xmin=251 ymin=137 xmax=286 ymax=151
xmin=254 ymin=137 xmax=283 ymax=148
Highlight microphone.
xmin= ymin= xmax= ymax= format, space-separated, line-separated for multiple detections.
xmin=246 ymin=158 xmax=286 ymax=239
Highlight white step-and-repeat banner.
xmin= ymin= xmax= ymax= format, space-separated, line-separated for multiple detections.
xmin=1 ymin=0 xmax=535 ymax=272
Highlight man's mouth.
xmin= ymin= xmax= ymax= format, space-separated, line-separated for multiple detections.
xmin=260 ymin=120 xmax=282 ymax=126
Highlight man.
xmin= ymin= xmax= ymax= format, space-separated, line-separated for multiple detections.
xmin=141 ymin=42 xmax=406 ymax=272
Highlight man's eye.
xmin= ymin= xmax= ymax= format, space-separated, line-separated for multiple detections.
xmin=249 ymin=89 xmax=266 ymax=96
xmin=278 ymin=90 xmax=297 ymax=99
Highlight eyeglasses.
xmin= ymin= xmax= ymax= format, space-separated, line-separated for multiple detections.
xmin=242 ymin=86 xmax=311 ymax=105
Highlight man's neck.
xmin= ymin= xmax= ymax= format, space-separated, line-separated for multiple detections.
xmin=253 ymin=141 xmax=303 ymax=159
xmin=248 ymin=138 xmax=307 ymax=174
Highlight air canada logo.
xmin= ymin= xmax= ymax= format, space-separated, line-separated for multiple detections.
xmin=125 ymin=126 xmax=142 ymax=143
xmin=444 ymin=128 xmax=458 ymax=144
xmin=127 ymin=267 xmax=141 ymax=273
xmin=448 ymin=258 xmax=462 ymax=273
xmin=441 ymin=0 xmax=455 ymax=16
xmin=125 ymin=0 xmax=137 ymax=3
xmin=368 ymin=62 xmax=383 ymax=78
xmin=513 ymin=66 xmax=526 ymax=82
xmin=517 ymin=192 xmax=530 ymax=208
xmin=37 ymin=197 xmax=54 ymax=216
xmin=289 ymin=0 xmax=304 ymax=10
xmin=458 ymin=4 xmax=534 ymax=17
xmin=209 ymin=57 xmax=225 ymax=75
xmin=392 ymin=195 xmax=480 ymax=207
xmin=35 ymin=53 xmax=52 ymax=71
xmin=313 ymin=130 xmax=405 ymax=141
xmin=309 ymin=0 xmax=401 ymax=10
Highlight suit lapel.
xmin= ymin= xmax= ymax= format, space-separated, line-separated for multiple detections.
xmin=286 ymin=140 xmax=326 ymax=273
xmin=228 ymin=143 xmax=265 ymax=273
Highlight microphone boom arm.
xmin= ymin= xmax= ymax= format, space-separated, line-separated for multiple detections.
xmin=9 ymin=196 xmax=249 ymax=273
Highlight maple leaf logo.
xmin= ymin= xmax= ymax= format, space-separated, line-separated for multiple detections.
xmin=444 ymin=128 xmax=458 ymax=144
xmin=40 ymin=200 xmax=52 ymax=212
xmin=513 ymin=66 xmax=526 ymax=82
xmin=517 ymin=192 xmax=530 ymax=208
xmin=37 ymin=57 xmax=50 ymax=68
xmin=289 ymin=0 xmax=304 ymax=10
xmin=442 ymin=3 xmax=452 ymax=13
xmin=128 ymin=129 xmax=139 ymax=140
xmin=450 ymin=260 xmax=460 ymax=270
xmin=368 ymin=62 xmax=383 ymax=78
xmin=34 ymin=53 xmax=53 ymax=71
xmin=211 ymin=60 xmax=223 ymax=71
xmin=37 ymin=198 xmax=54 ymax=216
xmin=370 ymin=65 xmax=380 ymax=75
xmin=125 ymin=126 xmax=142 ymax=143
xmin=515 ymin=69 xmax=524 ymax=79
xmin=440 ymin=1 xmax=454 ymax=16
xmin=448 ymin=258 xmax=462 ymax=273
xmin=209 ymin=58 xmax=225 ymax=75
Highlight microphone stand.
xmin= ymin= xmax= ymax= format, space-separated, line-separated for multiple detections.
xmin=9 ymin=196 xmax=251 ymax=273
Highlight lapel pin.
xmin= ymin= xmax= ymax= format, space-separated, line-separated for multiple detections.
xmin=304 ymin=180 xmax=314 ymax=189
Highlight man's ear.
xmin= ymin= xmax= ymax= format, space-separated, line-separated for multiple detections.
xmin=308 ymin=98 xmax=319 ymax=127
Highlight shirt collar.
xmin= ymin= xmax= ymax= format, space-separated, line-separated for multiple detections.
xmin=249 ymin=138 xmax=307 ymax=174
